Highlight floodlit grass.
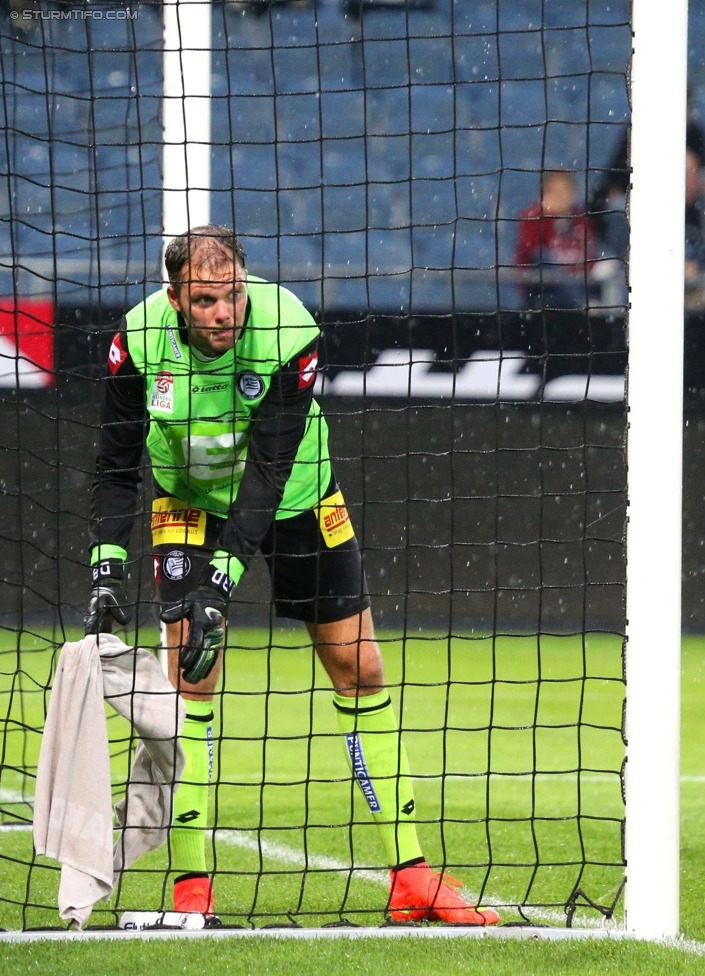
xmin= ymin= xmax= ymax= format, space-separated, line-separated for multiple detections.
xmin=1 ymin=934 xmax=705 ymax=976
xmin=1 ymin=627 xmax=704 ymax=974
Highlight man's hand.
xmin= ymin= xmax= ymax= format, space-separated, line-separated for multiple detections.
xmin=84 ymin=559 xmax=130 ymax=634
xmin=160 ymin=566 xmax=235 ymax=684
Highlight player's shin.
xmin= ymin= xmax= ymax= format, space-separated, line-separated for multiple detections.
xmin=333 ymin=689 xmax=423 ymax=868
xmin=170 ymin=698 xmax=214 ymax=881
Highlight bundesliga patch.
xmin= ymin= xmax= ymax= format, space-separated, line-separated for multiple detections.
xmin=107 ymin=332 xmax=128 ymax=375
xmin=149 ymin=371 xmax=174 ymax=413
xmin=237 ymin=370 xmax=265 ymax=400
xmin=298 ymin=352 xmax=318 ymax=389
xmin=315 ymin=489 xmax=355 ymax=548
xmin=151 ymin=497 xmax=206 ymax=546
xmin=345 ymin=734 xmax=381 ymax=814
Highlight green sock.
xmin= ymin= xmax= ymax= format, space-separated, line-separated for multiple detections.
xmin=334 ymin=689 xmax=423 ymax=868
xmin=170 ymin=698 xmax=214 ymax=875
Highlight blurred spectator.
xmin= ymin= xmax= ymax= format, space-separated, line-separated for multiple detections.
xmin=514 ymin=169 xmax=597 ymax=310
xmin=685 ymin=146 xmax=705 ymax=310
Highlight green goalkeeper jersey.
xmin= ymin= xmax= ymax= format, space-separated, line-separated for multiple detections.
xmin=121 ymin=277 xmax=331 ymax=520
xmin=90 ymin=276 xmax=332 ymax=566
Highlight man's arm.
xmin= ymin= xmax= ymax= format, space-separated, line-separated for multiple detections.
xmin=216 ymin=336 xmax=319 ymax=566
xmin=89 ymin=325 xmax=148 ymax=557
xmin=161 ymin=337 xmax=319 ymax=682
xmin=84 ymin=325 xmax=147 ymax=634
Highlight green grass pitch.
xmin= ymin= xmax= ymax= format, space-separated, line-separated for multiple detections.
xmin=1 ymin=627 xmax=704 ymax=975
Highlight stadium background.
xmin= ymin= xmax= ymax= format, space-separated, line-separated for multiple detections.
xmin=0 ymin=0 xmax=703 ymax=634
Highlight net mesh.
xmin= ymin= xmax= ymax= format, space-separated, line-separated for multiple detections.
xmin=0 ymin=0 xmax=631 ymax=931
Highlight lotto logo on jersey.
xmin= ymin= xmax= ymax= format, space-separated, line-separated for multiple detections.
xmin=298 ymin=352 xmax=318 ymax=389
xmin=149 ymin=371 xmax=174 ymax=413
xmin=107 ymin=332 xmax=128 ymax=375
xmin=315 ymin=489 xmax=355 ymax=548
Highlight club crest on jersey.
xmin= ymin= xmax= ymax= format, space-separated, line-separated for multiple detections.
xmin=298 ymin=352 xmax=318 ymax=389
xmin=150 ymin=371 xmax=174 ymax=412
xmin=237 ymin=370 xmax=265 ymax=400
xmin=107 ymin=332 xmax=128 ymax=375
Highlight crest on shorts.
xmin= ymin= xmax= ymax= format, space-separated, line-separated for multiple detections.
xmin=162 ymin=550 xmax=191 ymax=581
xmin=237 ymin=370 xmax=265 ymax=400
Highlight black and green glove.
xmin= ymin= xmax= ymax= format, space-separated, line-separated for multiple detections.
xmin=160 ymin=564 xmax=235 ymax=684
xmin=84 ymin=558 xmax=130 ymax=634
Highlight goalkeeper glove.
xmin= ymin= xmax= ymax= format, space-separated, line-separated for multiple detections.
xmin=84 ymin=558 xmax=130 ymax=634
xmin=160 ymin=564 xmax=235 ymax=684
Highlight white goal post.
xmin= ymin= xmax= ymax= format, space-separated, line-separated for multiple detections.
xmin=624 ymin=0 xmax=688 ymax=940
xmin=162 ymin=0 xmax=213 ymax=247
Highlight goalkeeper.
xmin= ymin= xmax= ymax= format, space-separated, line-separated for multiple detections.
xmin=85 ymin=225 xmax=499 ymax=926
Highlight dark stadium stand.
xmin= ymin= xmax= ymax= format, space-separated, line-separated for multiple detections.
xmin=0 ymin=0 xmax=639 ymax=310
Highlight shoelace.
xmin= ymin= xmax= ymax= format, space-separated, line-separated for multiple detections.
xmin=432 ymin=871 xmax=462 ymax=889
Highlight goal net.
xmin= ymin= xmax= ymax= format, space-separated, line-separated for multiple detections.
xmin=0 ymin=0 xmax=639 ymax=933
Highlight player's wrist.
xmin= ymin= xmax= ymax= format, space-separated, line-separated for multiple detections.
xmin=199 ymin=560 xmax=238 ymax=602
xmin=91 ymin=557 xmax=125 ymax=585
xmin=209 ymin=550 xmax=246 ymax=588
xmin=90 ymin=544 xmax=128 ymax=567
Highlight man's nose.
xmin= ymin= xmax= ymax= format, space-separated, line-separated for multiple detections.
xmin=214 ymin=299 xmax=232 ymax=322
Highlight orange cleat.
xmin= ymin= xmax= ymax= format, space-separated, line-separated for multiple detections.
xmin=173 ymin=874 xmax=216 ymax=916
xmin=388 ymin=861 xmax=500 ymax=926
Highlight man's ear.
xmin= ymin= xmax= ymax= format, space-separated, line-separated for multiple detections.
xmin=167 ymin=284 xmax=181 ymax=313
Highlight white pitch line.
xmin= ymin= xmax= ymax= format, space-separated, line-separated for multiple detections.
xmin=5 ymin=774 xmax=705 ymax=801
xmin=212 ymin=827 xmax=386 ymax=887
xmin=212 ymin=828 xmax=593 ymax=929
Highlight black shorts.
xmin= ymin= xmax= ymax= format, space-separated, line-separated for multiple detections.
xmin=151 ymin=476 xmax=371 ymax=624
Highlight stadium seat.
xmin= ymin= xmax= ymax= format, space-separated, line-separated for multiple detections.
xmin=365 ymin=88 xmax=412 ymax=137
xmin=216 ymin=143 xmax=278 ymax=192
xmin=455 ymin=173 xmax=502 ymax=221
xmin=411 ymin=179 xmax=457 ymax=226
xmin=498 ymin=29 xmax=546 ymax=81
xmin=219 ymin=94 xmax=276 ymax=144
xmin=274 ymin=93 xmax=322 ymax=144
xmin=278 ymin=187 xmax=322 ymax=236
xmin=319 ymin=90 xmax=365 ymax=140
xmin=322 ymin=142 xmax=368 ymax=187
xmin=407 ymin=35 xmax=455 ymax=86
xmin=322 ymin=185 xmax=367 ymax=234
xmin=412 ymin=224 xmax=454 ymax=268
xmin=323 ymin=230 xmax=366 ymax=276
xmin=410 ymin=85 xmax=456 ymax=135
xmin=360 ymin=38 xmax=411 ymax=90
xmin=412 ymin=135 xmax=456 ymax=180
xmin=317 ymin=39 xmax=363 ymax=95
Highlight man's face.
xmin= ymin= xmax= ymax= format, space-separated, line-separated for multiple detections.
xmin=167 ymin=255 xmax=248 ymax=358
xmin=542 ymin=175 xmax=575 ymax=217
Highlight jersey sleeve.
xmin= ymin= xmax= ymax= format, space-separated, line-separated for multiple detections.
xmin=88 ymin=321 xmax=148 ymax=556
xmin=216 ymin=337 xmax=319 ymax=563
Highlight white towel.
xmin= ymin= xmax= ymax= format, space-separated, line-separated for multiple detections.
xmin=33 ymin=633 xmax=185 ymax=929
